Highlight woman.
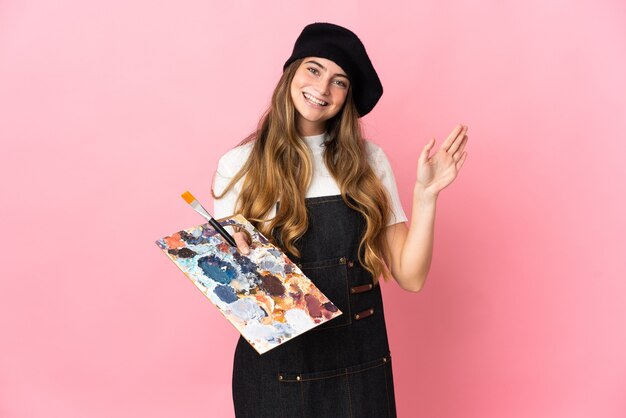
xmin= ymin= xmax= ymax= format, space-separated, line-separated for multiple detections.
xmin=213 ymin=22 xmax=468 ymax=418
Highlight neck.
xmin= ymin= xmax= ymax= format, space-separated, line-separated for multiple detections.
xmin=297 ymin=120 xmax=326 ymax=137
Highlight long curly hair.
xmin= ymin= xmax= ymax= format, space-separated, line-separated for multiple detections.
xmin=213 ymin=59 xmax=393 ymax=283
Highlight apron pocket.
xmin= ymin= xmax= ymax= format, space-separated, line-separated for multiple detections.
xmin=277 ymin=354 xmax=394 ymax=418
xmin=298 ymin=256 xmax=351 ymax=330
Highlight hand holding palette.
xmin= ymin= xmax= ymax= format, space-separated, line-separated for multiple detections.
xmin=155 ymin=214 xmax=342 ymax=354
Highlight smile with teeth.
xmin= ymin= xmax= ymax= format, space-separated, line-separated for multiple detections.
xmin=303 ymin=92 xmax=328 ymax=106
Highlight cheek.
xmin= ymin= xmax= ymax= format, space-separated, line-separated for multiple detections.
xmin=290 ymin=82 xmax=300 ymax=103
xmin=291 ymin=72 xmax=306 ymax=90
xmin=334 ymin=91 xmax=348 ymax=108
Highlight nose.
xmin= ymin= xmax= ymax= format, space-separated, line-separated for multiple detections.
xmin=313 ymin=77 xmax=331 ymax=96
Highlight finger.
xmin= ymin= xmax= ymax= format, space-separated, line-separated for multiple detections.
xmin=447 ymin=126 xmax=468 ymax=155
xmin=419 ymin=138 xmax=435 ymax=165
xmin=456 ymin=152 xmax=468 ymax=171
xmin=237 ymin=230 xmax=252 ymax=244
xmin=441 ymin=124 xmax=464 ymax=152
xmin=451 ymin=135 xmax=468 ymax=160
xmin=234 ymin=231 xmax=251 ymax=255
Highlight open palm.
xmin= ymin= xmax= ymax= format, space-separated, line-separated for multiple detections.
xmin=417 ymin=124 xmax=469 ymax=195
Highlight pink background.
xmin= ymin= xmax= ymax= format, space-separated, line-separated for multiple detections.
xmin=1 ymin=1 xmax=625 ymax=417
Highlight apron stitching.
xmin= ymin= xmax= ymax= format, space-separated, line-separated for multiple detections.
xmin=384 ymin=356 xmax=391 ymax=418
xmin=304 ymin=195 xmax=345 ymax=205
xmin=278 ymin=368 xmax=285 ymax=418
xmin=299 ymin=376 xmax=306 ymax=418
xmin=279 ymin=359 xmax=387 ymax=381
xmin=343 ymin=262 xmax=353 ymax=323
xmin=345 ymin=369 xmax=353 ymax=418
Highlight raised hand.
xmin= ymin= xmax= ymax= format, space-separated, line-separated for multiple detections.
xmin=417 ymin=124 xmax=469 ymax=196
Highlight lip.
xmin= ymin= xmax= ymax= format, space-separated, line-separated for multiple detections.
xmin=302 ymin=92 xmax=329 ymax=108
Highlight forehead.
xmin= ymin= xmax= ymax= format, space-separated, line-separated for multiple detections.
xmin=301 ymin=57 xmax=348 ymax=76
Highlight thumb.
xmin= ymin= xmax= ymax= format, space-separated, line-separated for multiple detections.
xmin=234 ymin=231 xmax=251 ymax=255
xmin=419 ymin=138 xmax=435 ymax=165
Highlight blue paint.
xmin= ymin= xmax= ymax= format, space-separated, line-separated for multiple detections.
xmin=180 ymin=230 xmax=211 ymax=245
xmin=258 ymin=258 xmax=282 ymax=274
xmin=230 ymin=298 xmax=266 ymax=321
xmin=197 ymin=254 xmax=237 ymax=285
xmin=268 ymin=248 xmax=282 ymax=258
xmin=232 ymin=251 xmax=258 ymax=274
xmin=214 ymin=284 xmax=238 ymax=303
xmin=284 ymin=263 xmax=294 ymax=274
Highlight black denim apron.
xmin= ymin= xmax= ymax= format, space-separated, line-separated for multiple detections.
xmin=232 ymin=195 xmax=397 ymax=417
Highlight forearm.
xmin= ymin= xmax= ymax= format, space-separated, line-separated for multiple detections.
xmin=395 ymin=184 xmax=438 ymax=292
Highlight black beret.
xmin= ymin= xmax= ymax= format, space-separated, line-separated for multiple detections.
xmin=283 ymin=22 xmax=383 ymax=117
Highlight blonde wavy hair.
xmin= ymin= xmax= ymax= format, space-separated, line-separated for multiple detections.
xmin=213 ymin=59 xmax=393 ymax=283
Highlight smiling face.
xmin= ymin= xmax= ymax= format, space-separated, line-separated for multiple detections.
xmin=289 ymin=57 xmax=351 ymax=136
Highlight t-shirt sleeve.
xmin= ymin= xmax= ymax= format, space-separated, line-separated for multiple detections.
xmin=367 ymin=142 xmax=408 ymax=226
xmin=212 ymin=144 xmax=251 ymax=219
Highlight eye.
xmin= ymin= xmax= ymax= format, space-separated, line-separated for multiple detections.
xmin=333 ymin=79 xmax=348 ymax=88
xmin=307 ymin=67 xmax=319 ymax=75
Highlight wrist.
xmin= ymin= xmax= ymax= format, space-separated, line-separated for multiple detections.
xmin=413 ymin=184 xmax=438 ymax=203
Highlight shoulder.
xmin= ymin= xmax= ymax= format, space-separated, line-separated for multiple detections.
xmin=363 ymin=139 xmax=393 ymax=173
xmin=363 ymin=138 xmax=382 ymax=156
xmin=216 ymin=141 xmax=255 ymax=177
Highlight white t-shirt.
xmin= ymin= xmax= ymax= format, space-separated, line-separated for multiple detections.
xmin=212 ymin=132 xmax=408 ymax=226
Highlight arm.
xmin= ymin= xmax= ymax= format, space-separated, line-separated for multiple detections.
xmin=385 ymin=124 xmax=469 ymax=292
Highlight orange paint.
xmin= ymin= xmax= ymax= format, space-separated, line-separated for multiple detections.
xmin=163 ymin=233 xmax=185 ymax=249
xmin=272 ymin=309 xmax=286 ymax=323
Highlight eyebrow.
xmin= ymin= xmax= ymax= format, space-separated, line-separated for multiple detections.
xmin=305 ymin=60 xmax=350 ymax=80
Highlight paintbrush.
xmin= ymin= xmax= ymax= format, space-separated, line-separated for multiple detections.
xmin=181 ymin=191 xmax=237 ymax=247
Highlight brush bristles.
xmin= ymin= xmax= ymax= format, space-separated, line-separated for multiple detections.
xmin=181 ymin=191 xmax=196 ymax=204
